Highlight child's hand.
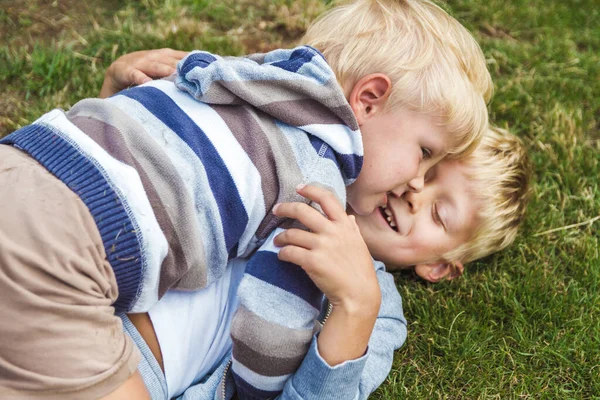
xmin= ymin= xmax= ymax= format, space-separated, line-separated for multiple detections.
xmin=273 ymin=185 xmax=381 ymax=316
xmin=99 ymin=48 xmax=188 ymax=98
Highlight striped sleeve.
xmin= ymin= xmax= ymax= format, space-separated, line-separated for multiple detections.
xmin=230 ymin=228 xmax=323 ymax=399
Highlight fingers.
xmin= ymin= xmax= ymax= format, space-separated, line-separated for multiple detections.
xmin=277 ymin=245 xmax=313 ymax=270
xmin=130 ymin=69 xmax=152 ymax=86
xmin=296 ymin=184 xmax=347 ymax=222
xmin=132 ymin=49 xmax=187 ymax=80
xmin=157 ymin=48 xmax=188 ymax=60
xmin=148 ymin=49 xmax=187 ymax=68
xmin=274 ymin=228 xmax=316 ymax=249
xmin=142 ymin=61 xmax=176 ymax=78
xmin=273 ymin=202 xmax=328 ymax=233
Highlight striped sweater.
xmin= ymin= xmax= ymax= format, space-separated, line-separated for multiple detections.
xmin=0 ymin=46 xmax=363 ymax=399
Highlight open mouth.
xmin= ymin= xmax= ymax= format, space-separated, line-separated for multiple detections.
xmin=379 ymin=204 xmax=398 ymax=232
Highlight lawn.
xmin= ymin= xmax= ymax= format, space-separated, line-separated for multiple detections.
xmin=1 ymin=0 xmax=598 ymax=398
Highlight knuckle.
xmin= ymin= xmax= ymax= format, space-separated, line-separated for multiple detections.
xmin=322 ymin=191 xmax=338 ymax=207
xmin=313 ymin=235 xmax=327 ymax=249
xmin=293 ymin=202 xmax=309 ymax=214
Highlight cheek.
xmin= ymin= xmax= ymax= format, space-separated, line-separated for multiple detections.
xmin=393 ymin=148 xmax=421 ymax=181
xmin=346 ymin=183 xmax=357 ymax=200
xmin=418 ymin=234 xmax=456 ymax=260
xmin=410 ymin=226 xmax=446 ymax=254
xmin=355 ymin=217 xmax=374 ymax=240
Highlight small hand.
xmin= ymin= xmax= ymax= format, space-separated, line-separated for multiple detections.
xmin=99 ymin=48 xmax=188 ymax=98
xmin=273 ymin=184 xmax=381 ymax=316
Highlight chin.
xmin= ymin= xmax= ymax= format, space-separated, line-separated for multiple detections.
xmin=352 ymin=203 xmax=375 ymax=217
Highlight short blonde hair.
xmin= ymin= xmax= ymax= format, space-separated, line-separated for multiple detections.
xmin=302 ymin=0 xmax=493 ymax=157
xmin=443 ymin=126 xmax=531 ymax=264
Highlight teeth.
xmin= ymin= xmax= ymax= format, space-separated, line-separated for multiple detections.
xmin=381 ymin=205 xmax=397 ymax=231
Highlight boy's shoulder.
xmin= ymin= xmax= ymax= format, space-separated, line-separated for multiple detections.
xmin=174 ymin=46 xmax=363 ymax=187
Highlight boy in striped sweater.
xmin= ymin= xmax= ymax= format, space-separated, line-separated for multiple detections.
xmin=0 ymin=1 xmax=491 ymax=399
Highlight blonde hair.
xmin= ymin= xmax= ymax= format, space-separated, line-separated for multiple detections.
xmin=443 ymin=126 xmax=531 ymax=264
xmin=302 ymin=0 xmax=493 ymax=156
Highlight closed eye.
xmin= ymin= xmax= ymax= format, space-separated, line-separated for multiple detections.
xmin=433 ymin=203 xmax=446 ymax=230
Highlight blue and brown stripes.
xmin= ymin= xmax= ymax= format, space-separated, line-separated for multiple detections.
xmin=120 ymin=86 xmax=249 ymax=255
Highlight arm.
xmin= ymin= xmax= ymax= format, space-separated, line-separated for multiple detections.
xmin=99 ymin=48 xmax=188 ymax=98
xmin=273 ymin=185 xmax=407 ymax=400
xmin=273 ymin=185 xmax=382 ymax=366
xmin=229 ymin=185 xmax=381 ymax=399
xmin=100 ymin=371 xmax=151 ymax=400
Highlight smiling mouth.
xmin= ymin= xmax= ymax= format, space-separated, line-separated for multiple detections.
xmin=380 ymin=204 xmax=398 ymax=232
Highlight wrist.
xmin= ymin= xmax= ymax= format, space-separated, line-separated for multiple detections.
xmin=331 ymin=289 xmax=381 ymax=320
xmin=317 ymin=301 xmax=378 ymax=366
xmin=331 ymin=301 xmax=379 ymax=328
xmin=99 ymin=72 xmax=115 ymax=98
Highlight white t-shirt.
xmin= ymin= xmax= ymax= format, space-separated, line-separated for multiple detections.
xmin=148 ymin=258 xmax=246 ymax=399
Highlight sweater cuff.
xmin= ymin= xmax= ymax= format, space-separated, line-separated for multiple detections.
xmin=283 ymin=334 xmax=368 ymax=400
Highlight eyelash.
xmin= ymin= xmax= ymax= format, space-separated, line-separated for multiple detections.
xmin=433 ymin=203 xmax=445 ymax=230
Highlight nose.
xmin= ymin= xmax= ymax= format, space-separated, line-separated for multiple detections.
xmin=405 ymin=192 xmax=421 ymax=214
xmin=407 ymin=175 xmax=424 ymax=193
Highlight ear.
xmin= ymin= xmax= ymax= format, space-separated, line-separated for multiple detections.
xmin=414 ymin=261 xmax=464 ymax=283
xmin=347 ymin=73 xmax=392 ymax=125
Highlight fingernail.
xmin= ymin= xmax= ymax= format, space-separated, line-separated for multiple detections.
xmin=273 ymin=203 xmax=280 ymax=213
xmin=296 ymin=183 xmax=306 ymax=191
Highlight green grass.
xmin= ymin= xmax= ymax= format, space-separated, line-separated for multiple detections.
xmin=1 ymin=0 xmax=598 ymax=398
